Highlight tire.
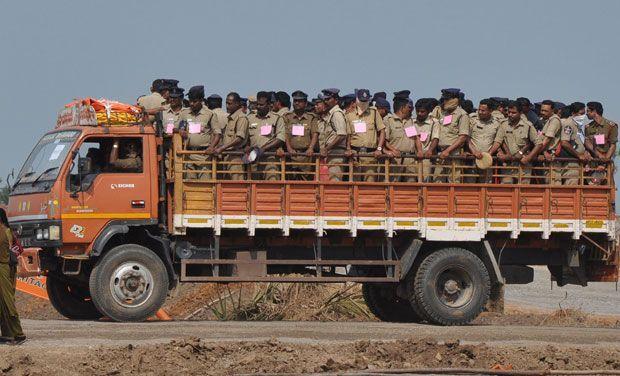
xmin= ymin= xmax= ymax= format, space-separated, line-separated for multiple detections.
xmin=89 ymin=244 xmax=169 ymax=322
xmin=362 ymin=283 xmax=422 ymax=322
xmin=46 ymin=274 xmax=103 ymax=320
xmin=411 ymin=247 xmax=490 ymax=326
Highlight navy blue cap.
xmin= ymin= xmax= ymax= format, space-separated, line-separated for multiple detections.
xmin=375 ymin=97 xmax=391 ymax=110
xmin=321 ymin=88 xmax=340 ymax=98
xmin=343 ymin=93 xmax=356 ymax=100
xmin=168 ymin=87 xmax=185 ymax=98
xmin=240 ymin=97 xmax=248 ymax=105
xmin=458 ymin=92 xmax=465 ymax=100
xmin=393 ymin=90 xmax=411 ymax=99
xmin=554 ymin=101 xmax=566 ymax=110
xmin=441 ymin=88 xmax=461 ymax=95
xmin=291 ymin=90 xmax=308 ymax=100
xmin=207 ymin=94 xmax=222 ymax=100
xmin=372 ymin=92 xmax=387 ymax=102
xmin=312 ymin=97 xmax=323 ymax=104
xmin=152 ymin=79 xmax=166 ymax=92
xmin=162 ymin=79 xmax=179 ymax=90
xmin=187 ymin=85 xmax=205 ymax=100
xmin=355 ymin=89 xmax=371 ymax=102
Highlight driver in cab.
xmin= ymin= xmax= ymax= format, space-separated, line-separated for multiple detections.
xmin=108 ymin=140 xmax=142 ymax=172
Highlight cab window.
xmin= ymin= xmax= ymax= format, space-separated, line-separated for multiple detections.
xmin=67 ymin=137 xmax=143 ymax=192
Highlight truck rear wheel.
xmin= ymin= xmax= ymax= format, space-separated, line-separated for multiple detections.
xmin=362 ymin=283 xmax=422 ymax=322
xmin=46 ymin=274 xmax=103 ymax=320
xmin=411 ymin=247 xmax=490 ymax=326
xmin=89 ymin=244 xmax=169 ymax=322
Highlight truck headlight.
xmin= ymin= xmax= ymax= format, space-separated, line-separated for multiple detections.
xmin=36 ymin=228 xmax=44 ymax=240
xmin=49 ymin=225 xmax=60 ymax=240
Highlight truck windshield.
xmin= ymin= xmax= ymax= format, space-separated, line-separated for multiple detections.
xmin=11 ymin=130 xmax=80 ymax=195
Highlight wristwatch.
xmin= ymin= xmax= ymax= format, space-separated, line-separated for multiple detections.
xmin=377 ymin=147 xmax=383 ymax=152
xmin=517 ymin=150 xmax=524 ymax=156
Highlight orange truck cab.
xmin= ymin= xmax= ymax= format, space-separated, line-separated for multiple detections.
xmin=6 ymin=101 xmax=619 ymax=324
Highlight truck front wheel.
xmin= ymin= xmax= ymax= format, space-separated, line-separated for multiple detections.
xmin=362 ymin=283 xmax=422 ymax=322
xmin=46 ymin=274 xmax=103 ymax=320
xmin=89 ymin=244 xmax=169 ymax=322
xmin=410 ymin=247 xmax=490 ymax=326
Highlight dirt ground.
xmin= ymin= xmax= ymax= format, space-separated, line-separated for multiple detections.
xmin=0 ymin=335 xmax=618 ymax=375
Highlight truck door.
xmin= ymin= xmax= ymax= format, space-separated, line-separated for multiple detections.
xmin=61 ymin=135 xmax=154 ymax=248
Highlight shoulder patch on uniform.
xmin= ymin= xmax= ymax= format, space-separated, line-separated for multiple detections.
xmin=563 ymin=126 xmax=573 ymax=135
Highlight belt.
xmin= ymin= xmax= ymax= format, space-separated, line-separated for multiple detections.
xmin=187 ymin=146 xmax=208 ymax=151
xmin=351 ymin=146 xmax=376 ymax=153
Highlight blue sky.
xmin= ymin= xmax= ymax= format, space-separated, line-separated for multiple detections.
xmin=1 ymin=0 xmax=619 ymax=184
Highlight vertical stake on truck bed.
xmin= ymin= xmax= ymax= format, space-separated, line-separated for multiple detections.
xmin=386 ymin=237 xmax=393 ymax=278
xmin=213 ymin=235 xmax=220 ymax=277
xmin=316 ymin=236 xmax=322 ymax=277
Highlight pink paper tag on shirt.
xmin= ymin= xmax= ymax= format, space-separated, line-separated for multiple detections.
xmin=260 ymin=125 xmax=272 ymax=136
xmin=354 ymin=121 xmax=367 ymax=133
xmin=442 ymin=115 xmax=453 ymax=125
xmin=594 ymin=134 xmax=605 ymax=145
xmin=419 ymin=132 xmax=429 ymax=142
xmin=165 ymin=123 xmax=174 ymax=134
xmin=404 ymin=126 xmax=418 ymax=137
xmin=292 ymin=124 xmax=304 ymax=136
xmin=188 ymin=122 xmax=201 ymax=134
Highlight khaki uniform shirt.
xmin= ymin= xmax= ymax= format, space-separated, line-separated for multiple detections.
xmin=137 ymin=92 xmax=165 ymax=110
xmin=561 ymin=118 xmax=586 ymax=154
xmin=0 ymin=225 xmax=10 ymax=264
xmin=247 ymin=112 xmax=286 ymax=149
xmin=469 ymin=116 xmax=501 ymax=153
xmin=384 ymin=114 xmax=416 ymax=153
xmin=497 ymin=118 xmax=538 ymax=156
xmin=284 ymin=111 xmax=318 ymax=150
xmin=222 ymin=109 xmax=249 ymax=149
xmin=180 ymin=106 xmax=221 ymax=149
xmin=275 ymin=108 xmax=289 ymax=117
xmin=319 ymin=105 xmax=348 ymax=149
xmin=111 ymin=153 xmax=142 ymax=172
xmin=212 ymin=108 xmax=229 ymax=133
xmin=346 ymin=107 xmax=385 ymax=148
xmin=434 ymin=106 xmax=470 ymax=148
xmin=492 ymin=110 xmax=506 ymax=122
xmin=161 ymin=106 xmax=184 ymax=131
xmin=414 ymin=117 xmax=440 ymax=152
xmin=584 ymin=117 xmax=618 ymax=154
xmin=536 ymin=114 xmax=562 ymax=152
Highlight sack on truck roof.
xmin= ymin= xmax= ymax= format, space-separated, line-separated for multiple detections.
xmin=56 ymin=97 xmax=143 ymax=128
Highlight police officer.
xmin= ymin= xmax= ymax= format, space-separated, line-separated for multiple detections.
xmin=206 ymin=94 xmax=229 ymax=133
xmin=272 ymin=91 xmax=291 ymax=117
xmin=374 ymin=97 xmax=391 ymax=120
xmin=559 ymin=102 xmax=590 ymax=185
xmin=318 ymin=88 xmax=348 ymax=181
xmin=284 ymin=91 xmax=319 ymax=180
xmin=496 ymin=101 xmax=538 ymax=184
xmin=215 ymin=92 xmax=249 ymax=180
xmin=0 ymin=208 xmax=25 ymax=345
xmin=467 ymin=99 xmax=502 ymax=183
xmin=109 ymin=139 xmax=143 ymax=172
xmin=489 ymin=97 xmax=508 ymax=121
xmin=340 ymin=94 xmax=357 ymax=114
xmin=384 ymin=94 xmax=417 ymax=182
xmin=180 ymin=86 xmax=221 ymax=180
xmin=432 ymin=88 xmax=470 ymax=183
xmin=521 ymin=100 xmax=563 ymax=185
xmin=247 ymin=95 xmax=257 ymax=114
xmin=137 ymin=79 xmax=167 ymax=111
xmin=345 ymin=89 xmax=385 ymax=182
xmin=516 ymin=97 xmax=542 ymax=130
xmin=246 ymin=91 xmax=286 ymax=180
xmin=161 ymin=87 xmax=185 ymax=134
xmin=584 ymin=101 xmax=617 ymax=185
xmin=413 ymin=99 xmax=440 ymax=182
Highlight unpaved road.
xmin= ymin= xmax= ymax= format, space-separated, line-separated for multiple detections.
xmin=17 ymin=319 xmax=620 ymax=349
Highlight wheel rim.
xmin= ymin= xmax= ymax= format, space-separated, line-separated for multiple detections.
xmin=109 ymin=262 xmax=154 ymax=308
xmin=434 ymin=266 xmax=474 ymax=308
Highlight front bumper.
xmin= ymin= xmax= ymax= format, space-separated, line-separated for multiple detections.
xmin=10 ymin=220 xmax=63 ymax=248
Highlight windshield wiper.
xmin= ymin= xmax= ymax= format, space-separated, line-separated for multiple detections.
xmin=31 ymin=167 xmax=59 ymax=186
xmin=12 ymin=171 xmax=36 ymax=188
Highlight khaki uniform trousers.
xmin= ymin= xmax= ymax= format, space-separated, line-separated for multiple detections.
xmin=185 ymin=153 xmax=214 ymax=180
xmin=255 ymin=156 xmax=281 ymax=181
xmin=0 ymin=263 xmax=23 ymax=339
xmin=500 ymin=161 xmax=532 ymax=184
xmin=287 ymin=154 xmax=314 ymax=181
xmin=389 ymin=157 xmax=418 ymax=182
xmin=433 ymin=149 xmax=463 ymax=183
xmin=222 ymin=155 xmax=245 ymax=181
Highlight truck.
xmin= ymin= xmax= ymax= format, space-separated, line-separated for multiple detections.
xmin=6 ymin=101 xmax=619 ymax=324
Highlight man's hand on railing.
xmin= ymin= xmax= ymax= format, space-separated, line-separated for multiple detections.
xmin=304 ymin=148 xmax=314 ymax=157
xmin=345 ymin=149 xmax=356 ymax=158
xmin=319 ymin=148 xmax=328 ymax=158
xmin=205 ymin=147 xmax=215 ymax=155
xmin=439 ymin=149 xmax=450 ymax=160
xmin=543 ymin=152 xmax=554 ymax=162
xmin=287 ymin=147 xmax=297 ymax=156
xmin=373 ymin=148 xmax=383 ymax=158
xmin=473 ymin=151 xmax=483 ymax=160
xmin=276 ymin=148 xmax=286 ymax=158
xmin=423 ymin=150 xmax=433 ymax=159
xmin=416 ymin=150 xmax=423 ymax=159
